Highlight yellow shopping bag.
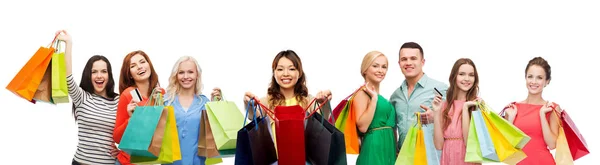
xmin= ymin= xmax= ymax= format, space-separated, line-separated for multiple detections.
xmin=413 ymin=113 xmax=428 ymax=165
xmin=130 ymin=105 xmax=182 ymax=164
xmin=554 ymin=110 xmax=574 ymax=165
xmin=480 ymin=106 xmax=526 ymax=164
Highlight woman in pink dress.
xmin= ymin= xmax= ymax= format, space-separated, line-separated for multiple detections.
xmin=425 ymin=58 xmax=481 ymax=165
xmin=503 ymin=57 xmax=561 ymax=165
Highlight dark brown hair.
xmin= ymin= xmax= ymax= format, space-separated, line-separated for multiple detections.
xmin=525 ymin=57 xmax=551 ymax=81
xmin=267 ymin=50 xmax=309 ymax=108
xmin=73 ymin=55 xmax=118 ymax=120
xmin=400 ymin=42 xmax=424 ymax=58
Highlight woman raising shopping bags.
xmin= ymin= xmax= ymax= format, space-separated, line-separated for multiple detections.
xmin=57 ymin=30 xmax=121 ymax=165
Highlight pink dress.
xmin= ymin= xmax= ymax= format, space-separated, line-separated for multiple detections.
xmin=441 ymin=100 xmax=480 ymax=165
xmin=512 ymin=103 xmax=556 ymax=165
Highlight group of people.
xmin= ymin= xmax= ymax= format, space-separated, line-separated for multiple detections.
xmin=347 ymin=43 xmax=561 ymax=165
xmin=57 ymin=28 xmax=561 ymax=165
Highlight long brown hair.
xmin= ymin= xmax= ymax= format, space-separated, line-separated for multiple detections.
xmin=267 ymin=50 xmax=309 ymax=108
xmin=118 ymin=50 xmax=160 ymax=97
xmin=442 ymin=58 xmax=479 ymax=130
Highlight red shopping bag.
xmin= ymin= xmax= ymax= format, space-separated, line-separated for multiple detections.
xmin=329 ymin=86 xmax=362 ymax=124
xmin=561 ymin=110 xmax=589 ymax=160
xmin=273 ymin=105 xmax=306 ymax=165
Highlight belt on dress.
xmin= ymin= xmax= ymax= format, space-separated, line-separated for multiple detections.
xmin=444 ymin=137 xmax=463 ymax=140
xmin=367 ymin=126 xmax=392 ymax=133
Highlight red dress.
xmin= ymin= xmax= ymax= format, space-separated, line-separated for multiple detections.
xmin=512 ymin=103 xmax=555 ymax=165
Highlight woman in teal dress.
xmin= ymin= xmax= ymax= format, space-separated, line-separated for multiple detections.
xmin=353 ymin=51 xmax=397 ymax=165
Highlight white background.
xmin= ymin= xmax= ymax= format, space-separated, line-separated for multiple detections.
xmin=1 ymin=1 xmax=597 ymax=164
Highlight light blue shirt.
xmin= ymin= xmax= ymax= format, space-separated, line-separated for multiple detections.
xmin=164 ymin=94 xmax=209 ymax=165
xmin=390 ymin=73 xmax=448 ymax=151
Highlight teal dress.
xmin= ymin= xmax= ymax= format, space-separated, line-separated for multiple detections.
xmin=356 ymin=94 xmax=397 ymax=165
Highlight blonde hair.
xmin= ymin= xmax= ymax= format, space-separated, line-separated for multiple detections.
xmin=360 ymin=51 xmax=386 ymax=78
xmin=165 ymin=56 xmax=203 ymax=105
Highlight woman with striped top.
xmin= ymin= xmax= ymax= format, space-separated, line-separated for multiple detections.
xmin=113 ymin=50 xmax=164 ymax=165
xmin=57 ymin=30 xmax=121 ymax=165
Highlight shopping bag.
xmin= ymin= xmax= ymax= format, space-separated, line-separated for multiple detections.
xmin=199 ymin=110 xmax=220 ymax=158
xmin=473 ymin=110 xmax=499 ymax=161
xmin=51 ymin=45 xmax=69 ymax=103
xmin=305 ymin=102 xmax=347 ymax=165
xmin=490 ymin=104 xmax=531 ymax=149
xmin=396 ymin=116 xmax=417 ymax=165
xmin=465 ymin=113 xmax=500 ymax=163
xmin=421 ymin=124 xmax=440 ymax=165
xmin=235 ymin=100 xmax=277 ymax=165
xmin=206 ymin=157 xmax=223 ymax=165
xmin=32 ymin=62 xmax=53 ymax=104
xmin=329 ymin=87 xmax=361 ymax=124
xmin=561 ymin=110 xmax=589 ymax=160
xmin=205 ymin=100 xmax=245 ymax=150
xmin=480 ymin=106 xmax=524 ymax=164
xmin=414 ymin=113 xmax=428 ymax=165
xmin=273 ymin=105 xmax=306 ymax=165
xmin=333 ymin=90 xmax=360 ymax=154
xmin=6 ymin=34 xmax=57 ymax=102
xmin=119 ymin=92 xmax=168 ymax=158
xmin=131 ymin=105 xmax=182 ymax=164
xmin=555 ymin=122 xmax=574 ymax=165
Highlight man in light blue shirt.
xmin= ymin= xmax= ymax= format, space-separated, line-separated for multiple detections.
xmin=390 ymin=42 xmax=448 ymax=157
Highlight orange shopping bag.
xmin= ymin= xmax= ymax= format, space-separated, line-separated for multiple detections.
xmin=6 ymin=34 xmax=58 ymax=102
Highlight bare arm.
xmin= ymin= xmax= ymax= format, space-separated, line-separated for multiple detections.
xmin=433 ymin=110 xmax=445 ymax=150
xmin=354 ymin=91 xmax=377 ymax=133
xmin=539 ymin=103 xmax=560 ymax=149
xmin=461 ymin=105 xmax=472 ymax=144
xmin=430 ymin=95 xmax=444 ymax=150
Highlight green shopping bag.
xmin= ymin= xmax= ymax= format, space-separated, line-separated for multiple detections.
xmin=131 ymin=106 xmax=182 ymax=164
xmin=395 ymin=115 xmax=418 ymax=165
xmin=51 ymin=49 xmax=69 ymax=103
xmin=482 ymin=103 xmax=530 ymax=149
xmin=465 ymin=115 xmax=499 ymax=163
xmin=119 ymin=92 xmax=168 ymax=158
xmin=205 ymin=99 xmax=245 ymax=150
xmin=206 ymin=157 xmax=223 ymax=164
xmin=334 ymin=101 xmax=349 ymax=131
xmin=480 ymin=107 xmax=526 ymax=164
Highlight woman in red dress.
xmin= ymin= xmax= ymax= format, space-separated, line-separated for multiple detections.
xmin=503 ymin=57 xmax=561 ymax=165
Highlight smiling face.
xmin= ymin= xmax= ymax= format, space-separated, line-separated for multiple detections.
xmin=399 ymin=48 xmax=425 ymax=79
xmin=363 ymin=55 xmax=388 ymax=83
xmin=525 ymin=65 xmax=549 ymax=95
xmin=91 ymin=60 xmax=109 ymax=96
xmin=129 ymin=54 xmax=151 ymax=83
xmin=455 ymin=64 xmax=475 ymax=92
xmin=274 ymin=57 xmax=299 ymax=90
xmin=177 ymin=60 xmax=198 ymax=90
